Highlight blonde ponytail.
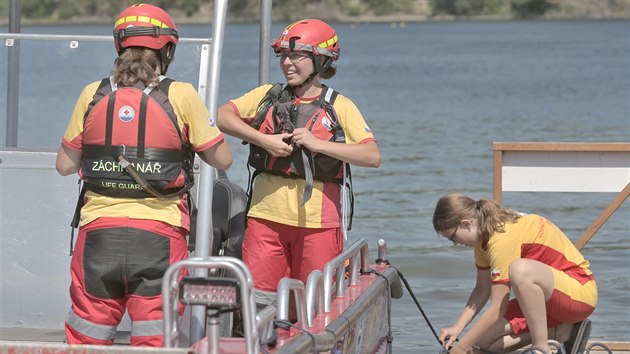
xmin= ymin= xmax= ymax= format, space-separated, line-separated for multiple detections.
xmin=433 ymin=193 xmax=521 ymax=245
xmin=111 ymin=47 xmax=161 ymax=87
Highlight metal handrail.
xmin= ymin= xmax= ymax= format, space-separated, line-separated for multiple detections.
xmin=305 ymin=270 xmax=325 ymax=327
xmin=256 ymin=305 xmax=277 ymax=345
xmin=377 ymin=238 xmax=388 ymax=261
xmin=187 ymin=0 xmax=228 ymax=343
xmin=161 ymin=256 xmax=259 ymax=353
xmin=0 ymin=32 xmax=211 ymax=44
xmin=276 ymin=278 xmax=308 ymax=327
xmin=322 ymin=238 xmax=370 ymax=312
xmin=0 ymin=31 xmax=212 ymax=148
xmin=302 ymin=239 xmax=389 ymax=323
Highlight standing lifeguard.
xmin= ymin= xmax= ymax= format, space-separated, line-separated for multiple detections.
xmin=55 ymin=3 xmax=232 ymax=346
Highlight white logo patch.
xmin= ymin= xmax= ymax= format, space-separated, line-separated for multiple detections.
xmin=321 ymin=117 xmax=333 ymax=131
xmin=491 ymin=268 xmax=501 ymax=278
xmin=119 ymin=105 xmax=135 ymax=122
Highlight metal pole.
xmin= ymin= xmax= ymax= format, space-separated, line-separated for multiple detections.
xmin=189 ymin=0 xmax=228 ymax=345
xmin=6 ymin=0 xmax=21 ymax=147
xmin=258 ymin=0 xmax=272 ymax=85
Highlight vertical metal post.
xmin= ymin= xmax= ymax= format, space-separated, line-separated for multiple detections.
xmin=189 ymin=0 xmax=228 ymax=345
xmin=258 ymin=0 xmax=272 ymax=85
xmin=6 ymin=0 xmax=21 ymax=147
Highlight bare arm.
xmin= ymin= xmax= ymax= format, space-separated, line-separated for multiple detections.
xmin=217 ymin=104 xmax=293 ymax=157
xmin=440 ymin=268 xmax=492 ymax=349
xmin=198 ymin=138 xmax=233 ymax=170
xmin=451 ymin=281 xmax=510 ymax=354
xmin=56 ymin=144 xmax=82 ymax=176
xmin=291 ymin=128 xmax=381 ymax=168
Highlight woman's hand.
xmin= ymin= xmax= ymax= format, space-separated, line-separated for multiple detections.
xmin=261 ymin=133 xmax=294 ymax=157
xmin=439 ymin=326 xmax=461 ymax=349
xmin=291 ymin=128 xmax=321 ymax=152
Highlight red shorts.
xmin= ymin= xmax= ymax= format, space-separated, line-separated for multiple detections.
xmin=242 ymin=217 xmax=343 ymax=293
xmin=506 ymin=268 xmax=597 ymax=334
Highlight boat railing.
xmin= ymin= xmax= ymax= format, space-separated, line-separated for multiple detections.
xmin=275 ymin=238 xmax=374 ymax=328
xmin=304 ymin=270 xmax=325 ymax=327
xmin=492 ymin=142 xmax=630 ymax=250
xmin=275 ymin=238 xmax=373 ymax=328
xmin=322 ymin=238 xmax=370 ymax=313
xmin=0 ymin=32 xmax=211 ymax=44
xmin=256 ymin=304 xmax=277 ymax=346
xmin=0 ymin=33 xmax=212 ymax=148
xmin=275 ymin=278 xmax=308 ymax=327
xmin=161 ymin=256 xmax=259 ymax=353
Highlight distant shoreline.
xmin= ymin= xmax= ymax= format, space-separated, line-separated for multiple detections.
xmin=2 ymin=14 xmax=630 ymax=26
xmin=3 ymin=0 xmax=630 ymax=27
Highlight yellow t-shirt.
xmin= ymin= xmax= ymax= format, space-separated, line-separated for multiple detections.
xmin=229 ymin=84 xmax=376 ymax=228
xmin=475 ymin=214 xmax=594 ymax=285
xmin=62 ymin=79 xmax=225 ymax=230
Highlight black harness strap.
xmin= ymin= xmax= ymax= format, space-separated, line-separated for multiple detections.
xmin=137 ymin=93 xmax=149 ymax=159
xmin=116 ymin=154 xmax=194 ymax=198
xmin=245 ymin=84 xmax=351 ymax=214
xmin=69 ymin=182 xmax=87 ymax=256
xmin=104 ymin=93 xmax=116 ymax=156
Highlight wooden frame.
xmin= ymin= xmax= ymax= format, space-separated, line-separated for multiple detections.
xmin=493 ymin=142 xmax=630 ymax=250
xmin=493 ymin=142 xmax=630 ymax=351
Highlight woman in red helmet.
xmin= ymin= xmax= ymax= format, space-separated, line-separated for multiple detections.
xmin=55 ymin=3 xmax=232 ymax=346
xmin=218 ymin=19 xmax=381 ymax=308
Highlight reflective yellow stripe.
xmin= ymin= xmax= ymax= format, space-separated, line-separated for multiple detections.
xmin=319 ymin=35 xmax=337 ymax=48
xmin=114 ymin=16 xmax=170 ymax=29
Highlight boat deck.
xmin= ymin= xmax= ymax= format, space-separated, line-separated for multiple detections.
xmin=2 ymin=328 xmax=628 ymax=354
xmin=584 ymin=341 xmax=630 ymax=353
xmin=510 ymin=341 xmax=630 ymax=354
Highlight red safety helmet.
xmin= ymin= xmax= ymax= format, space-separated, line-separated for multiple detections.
xmin=271 ymin=19 xmax=340 ymax=61
xmin=113 ymin=4 xmax=179 ymax=66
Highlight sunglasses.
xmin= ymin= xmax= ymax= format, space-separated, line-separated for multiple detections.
xmin=447 ymin=225 xmax=459 ymax=242
xmin=276 ymin=51 xmax=311 ymax=63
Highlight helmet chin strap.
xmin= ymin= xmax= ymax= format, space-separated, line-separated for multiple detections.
xmin=290 ymin=71 xmax=317 ymax=89
xmin=289 ymin=53 xmax=319 ymax=89
xmin=159 ymin=44 xmax=175 ymax=75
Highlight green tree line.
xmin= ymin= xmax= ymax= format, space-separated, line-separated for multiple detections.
xmin=1 ymin=0 xmax=628 ymax=23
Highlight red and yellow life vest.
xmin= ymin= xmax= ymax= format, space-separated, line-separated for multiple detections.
xmin=80 ymin=77 xmax=193 ymax=198
xmin=248 ymin=84 xmax=346 ymax=183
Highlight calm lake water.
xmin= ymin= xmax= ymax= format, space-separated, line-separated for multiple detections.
xmin=1 ymin=20 xmax=629 ymax=352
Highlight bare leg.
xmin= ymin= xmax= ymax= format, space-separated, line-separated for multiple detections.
xmin=476 ymin=319 xmax=530 ymax=353
xmin=486 ymin=331 xmax=532 ymax=353
xmin=508 ymin=259 xmax=555 ymax=352
xmin=551 ymin=323 xmax=573 ymax=343
xmin=483 ymin=324 xmax=573 ymax=353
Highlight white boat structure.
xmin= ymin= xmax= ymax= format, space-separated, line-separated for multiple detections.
xmin=0 ymin=1 xmax=404 ymax=353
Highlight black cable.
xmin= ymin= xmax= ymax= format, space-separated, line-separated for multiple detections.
xmin=273 ymin=319 xmax=317 ymax=353
xmin=362 ymin=269 xmax=394 ymax=354
xmin=258 ymin=327 xmax=277 ymax=354
xmin=392 ymin=266 xmax=443 ymax=344
xmin=259 ymin=342 xmax=271 ymax=354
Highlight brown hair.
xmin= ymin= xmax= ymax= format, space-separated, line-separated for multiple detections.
xmin=432 ymin=193 xmax=521 ymax=246
xmin=111 ymin=47 xmax=161 ymax=87
xmin=319 ymin=60 xmax=337 ymax=79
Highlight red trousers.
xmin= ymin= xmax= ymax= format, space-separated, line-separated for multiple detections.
xmin=242 ymin=217 xmax=343 ymax=302
xmin=65 ymin=217 xmax=187 ymax=347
